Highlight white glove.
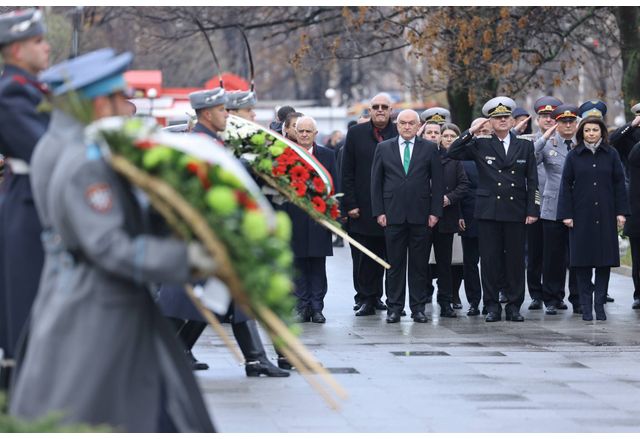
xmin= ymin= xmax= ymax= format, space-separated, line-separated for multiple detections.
xmin=187 ymin=242 xmax=217 ymax=276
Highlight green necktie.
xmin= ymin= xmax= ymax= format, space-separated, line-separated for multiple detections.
xmin=403 ymin=140 xmax=411 ymax=174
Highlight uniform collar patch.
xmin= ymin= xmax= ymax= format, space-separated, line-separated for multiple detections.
xmin=85 ymin=183 xmax=113 ymax=213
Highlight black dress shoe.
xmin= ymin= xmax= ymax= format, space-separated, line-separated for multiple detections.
xmin=295 ymin=308 xmax=311 ymax=323
xmin=485 ymin=311 xmax=501 ymax=322
xmin=386 ymin=311 xmax=401 ymax=323
xmin=375 ymin=299 xmax=387 ymax=311
xmin=582 ymin=312 xmax=593 ymax=321
xmin=633 ymin=299 xmax=640 ymax=310
xmin=557 ymin=301 xmax=568 ymax=310
xmin=482 ymin=306 xmax=488 ymax=315
xmin=440 ymin=305 xmax=457 ymax=318
xmin=606 ymin=294 xmax=614 ymax=303
xmin=355 ymin=302 xmax=376 ymax=316
xmin=452 ymin=302 xmax=463 ymax=310
xmin=506 ymin=311 xmax=525 ymax=322
xmin=311 ymin=311 xmax=326 ymax=323
xmin=411 ymin=311 xmax=428 ymax=323
xmin=277 ymin=356 xmax=292 ymax=370
xmin=467 ymin=305 xmax=480 ymax=316
xmin=187 ymin=350 xmax=209 ymax=371
xmin=594 ymin=304 xmax=606 ymax=321
xmin=545 ymin=305 xmax=557 ymax=315
xmin=353 ymin=302 xmax=362 ymax=311
xmin=528 ymin=299 xmax=543 ymax=310
xmin=245 ymin=359 xmax=290 ymax=377
xmin=499 ymin=292 xmax=508 ymax=303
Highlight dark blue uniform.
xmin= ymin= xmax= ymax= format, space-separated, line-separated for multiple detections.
xmin=0 ymin=64 xmax=50 ymax=357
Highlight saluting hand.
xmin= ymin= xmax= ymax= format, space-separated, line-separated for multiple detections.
xmin=542 ymin=124 xmax=557 ymax=141
xmin=514 ymin=116 xmax=531 ymax=134
xmin=469 ymin=118 xmax=490 ymax=134
xmin=525 ymin=216 xmax=538 ymax=225
xmin=563 ymin=219 xmax=574 ymax=228
xmin=632 ymin=115 xmax=640 ymax=128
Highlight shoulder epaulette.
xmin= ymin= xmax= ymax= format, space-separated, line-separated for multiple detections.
xmin=475 ymin=135 xmax=492 ymax=139
xmin=517 ymin=135 xmax=534 ymax=141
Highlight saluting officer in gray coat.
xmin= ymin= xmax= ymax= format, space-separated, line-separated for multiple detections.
xmin=10 ymin=50 xmax=217 ymax=432
xmin=533 ymin=104 xmax=580 ymax=315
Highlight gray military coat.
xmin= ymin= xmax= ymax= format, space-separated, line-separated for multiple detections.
xmin=534 ymin=133 xmax=575 ymax=221
xmin=10 ymin=135 xmax=215 ymax=432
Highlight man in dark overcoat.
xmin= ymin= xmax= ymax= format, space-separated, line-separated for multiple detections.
xmin=623 ymin=139 xmax=640 ymax=309
xmin=448 ymin=96 xmax=539 ymax=322
xmin=0 ymin=9 xmax=50 ymax=364
xmin=341 ymin=93 xmax=398 ymax=316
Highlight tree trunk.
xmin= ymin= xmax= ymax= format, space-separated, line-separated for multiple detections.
xmin=447 ymin=80 xmax=472 ymax=130
xmin=615 ymin=6 xmax=640 ymax=121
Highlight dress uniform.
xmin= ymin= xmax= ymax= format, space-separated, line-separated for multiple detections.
xmin=526 ymin=96 xmax=562 ymax=310
xmin=156 ymin=88 xmax=289 ymax=377
xmin=10 ymin=49 xmax=217 ymax=432
xmin=533 ymin=104 xmax=580 ymax=314
xmin=0 ymin=9 xmax=49 ymax=361
xmin=420 ymin=107 xmax=451 ymax=125
xmin=610 ymin=102 xmax=640 ymax=183
xmin=448 ymin=96 xmax=539 ymax=322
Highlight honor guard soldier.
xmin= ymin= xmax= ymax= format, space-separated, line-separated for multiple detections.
xmin=525 ymin=96 xmax=562 ymax=311
xmin=10 ymin=49 xmax=217 ymax=432
xmin=420 ymin=107 xmax=451 ymax=125
xmin=225 ymin=90 xmax=257 ymax=122
xmin=156 ymin=87 xmax=289 ymax=377
xmin=448 ymin=96 xmax=539 ymax=322
xmin=0 ymin=8 xmax=50 ymax=371
xmin=533 ymin=104 xmax=581 ymax=315
xmin=610 ymin=102 xmax=640 ymax=183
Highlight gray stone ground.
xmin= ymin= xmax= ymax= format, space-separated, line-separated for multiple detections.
xmin=195 ymin=245 xmax=640 ymax=432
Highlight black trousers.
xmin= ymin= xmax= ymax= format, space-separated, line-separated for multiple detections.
xmin=451 ymin=236 xmax=482 ymax=307
xmin=478 ymin=220 xmax=526 ymax=314
xmin=293 ymin=257 xmax=327 ymax=312
xmin=630 ymin=236 xmax=640 ymax=301
xmin=526 ymin=220 xmax=544 ymax=300
xmin=349 ymin=232 xmax=385 ymax=305
xmin=384 ymin=223 xmax=431 ymax=314
xmin=541 ymin=220 xmax=579 ymax=307
xmin=427 ymin=231 xmax=454 ymax=306
xmin=574 ymin=267 xmax=610 ymax=309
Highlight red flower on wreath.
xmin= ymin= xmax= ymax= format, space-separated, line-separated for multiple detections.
xmin=236 ymin=190 xmax=258 ymax=210
xmin=312 ymin=176 xmax=326 ymax=194
xmin=330 ymin=203 xmax=340 ymax=219
xmin=289 ymin=164 xmax=310 ymax=182
xmin=291 ymin=180 xmax=307 ymax=197
xmin=278 ymin=148 xmax=297 ymax=166
xmin=186 ymin=162 xmax=200 ymax=174
xmin=273 ymin=162 xmax=287 ymax=176
xmin=134 ymin=140 xmax=155 ymax=150
xmin=312 ymin=196 xmax=326 ymax=214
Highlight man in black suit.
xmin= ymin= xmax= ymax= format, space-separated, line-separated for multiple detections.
xmin=285 ymin=116 xmax=337 ymax=324
xmin=342 ymin=93 xmax=398 ymax=316
xmin=371 ymin=109 xmax=444 ymax=323
xmin=448 ymin=96 xmax=539 ymax=322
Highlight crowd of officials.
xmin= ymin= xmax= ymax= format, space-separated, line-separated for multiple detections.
xmin=1 ymin=7 xmax=640 ymax=433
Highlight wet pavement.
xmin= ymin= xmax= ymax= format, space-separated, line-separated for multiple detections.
xmin=195 ymin=245 xmax=640 ymax=432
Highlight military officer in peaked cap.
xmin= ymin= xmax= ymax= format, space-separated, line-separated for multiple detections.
xmin=188 ymin=87 xmax=228 ymax=141
xmin=226 ymin=90 xmax=257 ymax=122
xmin=420 ymin=107 xmax=450 ymax=125
xmin=524 ymin=96 xmax=562 ymax=311
xmin=533 ymin=104 xmax=581 ymax=315
xmin=10 ymin=49 xmax=217 ymax=432
xmin=448 ymin=96 xmax=539 ymax=322
xmin=0 ymin=8 xmax=50 ymax=372
xmin=610 ymin=102 xmax=640 ymax=183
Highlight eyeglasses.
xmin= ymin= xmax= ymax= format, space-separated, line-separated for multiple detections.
xmin=371 ymin=104 xmax=390 ymax=111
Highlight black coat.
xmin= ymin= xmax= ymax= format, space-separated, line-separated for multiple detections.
xmin=557 ymin=142 xmax=629 ymax=267
xmin=459 ymin=160 xmax=479 ymax=238
xmin=447 ymin=131 xmax=539 ymax=222
xmin=371 ymin=136 xmax=444 ymax=225
xmin=283 ymin=144 xmax=337 ymax=258
xmin=610 ymin=122 xmax=640 ymax=182
xmin=341 ymin=120 xmax=398 ymax=235
xmin=624 ymin=141 xmax=640 ymax=237
xmin=435 ymin=148 xmax=469 ymax=234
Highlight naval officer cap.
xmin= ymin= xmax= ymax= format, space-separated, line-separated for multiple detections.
xmin=631 ymin=103 xmax=640 ymax=115
xmin=225 ymin=90 xmax=257 ymax=110
xmin=482 ymin=96 xmax=516 ymax=118
xmin=420 ymin=107 xmax=450 ymax=124
xmin=189 ymin=87 xmax=226 ymax=110
xmin=551 ymin=104 xmax=578 ymax=121
xmin=578 ymin=100 xmax=607 ymax=119
xmin=533 ymin=96 xmax=563 ymax=115
xmin=47 ymin=49 xmax=133 ymax=98
xmin=0 ymin=8 xmax=45 ymax=46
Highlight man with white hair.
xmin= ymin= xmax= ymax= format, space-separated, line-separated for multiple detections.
xmin=284 ymin=116 xmax=337 ymax=323
xmin=371 ymin=109 xmax=444 ymax=323
xmin=342 ymin=93 xmax=398 ymax=317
